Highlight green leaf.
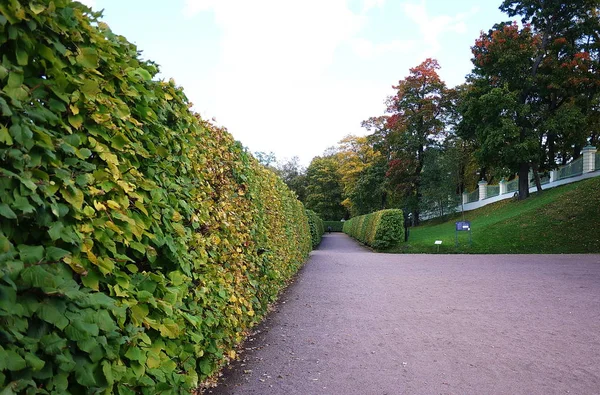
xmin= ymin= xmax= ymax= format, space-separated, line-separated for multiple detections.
xmin=7 ymin=72 xmax=23 ymax=89
xmin=37 ymin=301 xmax=69 ymax=330
xmin=61 ymin=187 xmax=84 ymax=211
xmin=199 ymin=358 xmax=213 ymax=375
xmin=48 ymin=222 xmax=64 ymax=241
xmin=125 ymin=347 xmax=145 ymax=362
xmin=5 ymin=349 xmax=26 ymax=371
xmin=65 ymin=320 xmax=99 ymax=341
xmin=46 ymin=247 xmax=70 ymax=261
xmin=102 ymin=360 xmax=114 ymax=386
xmin=16 ymin=47 xmax=28 ymax=66
xmin=81 ymin=79 xmax=100 ymax=98
xmin=12 ymin=195 xmax=34 ymax=214
xmin=0 ymin=203 xmax=17 ymax=219
xmin=18 ymin=245 xmax=44 ymax=265
xmin=68 ymin=114 xmax=83 ymax=129
xmin=40 ymin=333 xmax=67 ymax=355
xmin=74 ymin=361 xmax=97 ymax=386
xmin=29 ymin=3 xmax=46 ymax=14
xmin=0 ymin=125 xmax=13 ymax=145
xmin=76 ymin=47 xmax=98 ymax=69
xmin=25 ymin=353 xmax=45 ymax=371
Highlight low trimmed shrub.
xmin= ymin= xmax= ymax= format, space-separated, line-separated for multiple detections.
xmin=306 ymin=210 xmax=324 ymax=248
xmin=343 ymin=209 xmax=404 ymax=250
xmin=323 ymin=221 xmax=344 ymax=232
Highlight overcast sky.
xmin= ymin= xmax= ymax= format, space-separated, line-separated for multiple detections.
xmin=79 ymin=0 xmax=508 ymax=165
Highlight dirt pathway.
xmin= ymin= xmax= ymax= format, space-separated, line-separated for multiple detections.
xmin=207 ymin=233 xmax=600 ymax=394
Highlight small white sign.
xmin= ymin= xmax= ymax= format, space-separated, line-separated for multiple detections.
xmin=434 ymin=240 xmax=443 ymax=245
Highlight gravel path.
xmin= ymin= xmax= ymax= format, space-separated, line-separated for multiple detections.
xmin=207 ymin=233 xmax=600 ymax=394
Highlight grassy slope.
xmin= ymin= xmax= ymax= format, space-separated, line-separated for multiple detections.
xmin=392 ymin=176 xmax=600 ymax=254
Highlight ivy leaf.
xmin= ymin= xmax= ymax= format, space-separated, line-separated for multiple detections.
xmin=29 ymin=3 xmax=46 ymax=14
xmin=48 ymin=222 xmax=64 ymax=241
xmin=16 ymin=47 xmax=28 ymax=66
xmin=46 ymin=247 xmax=70 ymax=262
xmin=36 ymin=301 xmax=69 ymax=330
xmin=18 ymin=245 xmax=44 ymax=265
xmin=5 ymin=349 xmax=27 ymax=371
xmin=68 ymin=114 xmax=83 ymax=129
xmin=7 ymin=71 xmax=23 ymax=89
xmin=76 ymin=47 xmax=98 ymax=69
xmin=13 ymin=195 xmax=35 ymax=214
xmin=74 ymin=361 xmax=97 ymax=386
xmin=61 ymin=187 xmax=84 ymax=211
xmin=25 ymin=353 xmax=46 ymax=371
xmin=0 ymin=203 xmax=17 ymax=219
xmin=124 ymin=347 xmax=145 ymax=362
xmin=40 ymin=333 xmax=67 ymax=355
xmin=0 ymin=125 xmax=13 ymax=145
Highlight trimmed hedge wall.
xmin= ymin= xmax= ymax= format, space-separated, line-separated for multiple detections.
xmin=323 ymin=221 xmax=344 ymax=232
xmin=0 ymin=2 xmax=311 ymax=393
xmin=305 ymin=210 xmax=324 ymax=248
xmin=343 ymin=209 xmax=404 ymax=250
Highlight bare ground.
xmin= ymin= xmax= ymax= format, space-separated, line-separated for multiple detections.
xmin=207 ymin=233 xmax=600 ymax=395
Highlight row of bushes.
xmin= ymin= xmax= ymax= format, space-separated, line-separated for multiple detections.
xmin=343 ymin=209 xmax=404 ymax=250
xmin=305 ymin=210 xmax=324 ymax=248
xmin=323 ymin=221 xmax=344 ymax=232
xmin=0 ymin=2 xmax=311 ymax=393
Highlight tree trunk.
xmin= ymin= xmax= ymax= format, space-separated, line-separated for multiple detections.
xmin=532 ymin=163 xmax=543 ymax=193
xmin=547 ymin=132 xmax=556 ymax=168
xmin=518 ymin=162 xmax=530 ymax=200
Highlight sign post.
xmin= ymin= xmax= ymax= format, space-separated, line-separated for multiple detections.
xmin=455 ymin=221 xmax=472 ymax=247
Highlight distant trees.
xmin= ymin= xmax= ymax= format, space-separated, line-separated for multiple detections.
xmin=461 ymin=0 xmax=600 ymax=199
xmin=265 ymin=0 xmax=600 ymax=223
xmin=304 ymin=156 xmax=347 ymax=221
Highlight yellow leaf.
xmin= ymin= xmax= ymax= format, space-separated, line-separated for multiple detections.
xmin=106 ymin=200 xmax=120 ymax=210
xmin=70 ymin=104 xmax=79 ymax=115
xmin=228 ymin=350 xmax=236 ymax=359
xmin=93 ymin=200 xmax=107 ymax=211
xmin=135 ymin=200 xmax=148 ymax=215
xmin=172 ymin=211 xmax=182 ymax=222
xmin=146 ymin=353 xmax=161 ymax=369
xmin=105 ymin=221 xmax=123 ymax=234
xmin=80 ymin=224 xmax=94 ymax=233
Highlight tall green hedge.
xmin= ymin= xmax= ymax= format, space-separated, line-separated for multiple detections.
xmin=0 ymin=1 xmax=311 ymax=393
xmin=305 ymin=210 xmax=324 ymax=248
xmin=323 ymin=221 xmax=344 ymax=232
xmin=343 ymin=209 xmax=404 ymax=250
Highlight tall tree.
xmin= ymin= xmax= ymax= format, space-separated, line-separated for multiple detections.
xmin=335 ymin=135 xmax=382 ymax=216
xmin=463 ymin=0 xmax=600 ymax=199
xmin=275 ymin=156 xmax=308 ymax=202
xmin=379 ymin=58 xmax=450 ymax=224
xmin=304 ymin=156 xmax=347 ymax=220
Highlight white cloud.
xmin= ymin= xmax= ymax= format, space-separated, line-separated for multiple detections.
xmin=402 ymin=1 xmax=475 ymax=55
xmin=183 ymin=0 xmax=217 ymax=15
xmin=362 ymin=0 xmax=386 ymax=12
xmin=351 ymin=37 xmax=416 ymax=58
xmin=182 ymin=0 xmax=369 ymax=164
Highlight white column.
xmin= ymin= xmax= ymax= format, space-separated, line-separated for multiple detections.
xmin=549 ymin=169 xmax=558 ymax=183
xmin=499 ymin=179 xmax=507 ymax=195
xmin=582 ymin=146 xmax=597 ymax=173
xmin=478 ymin=180 xmax=488 ymax=201
xmin=462 ymin=192 xmax=468 ymax=205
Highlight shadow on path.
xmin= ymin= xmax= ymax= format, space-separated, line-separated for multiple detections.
xmin=207 ymin=233 xmax=600 ymax=394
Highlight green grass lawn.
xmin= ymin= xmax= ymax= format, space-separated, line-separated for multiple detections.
xmin=390 ymin=176 xmax=600 ymax=254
